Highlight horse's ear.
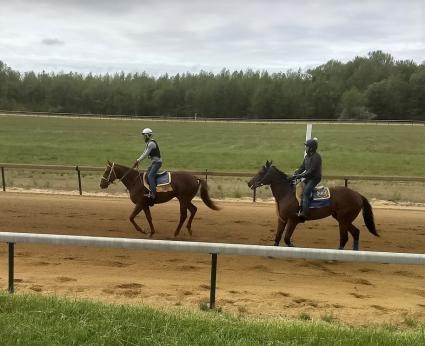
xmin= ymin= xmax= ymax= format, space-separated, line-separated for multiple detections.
xmin=270 ymin=160 xmax=273 ymax=165
xmin=107 ymin=160 xmax=112 ymax=165
xmin=265 ymin=160 xmax=270 ymax=166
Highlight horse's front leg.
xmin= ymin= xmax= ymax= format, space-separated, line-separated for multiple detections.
xmin=274 ymin=218 xmax=287 ymax=246
xmin=129 ymin=203 xmax=147 ymax=234
xmin=143 ymin=207 xmax=156 ymax=237
xmin=283 ymin=219 xmax=298 ymax=247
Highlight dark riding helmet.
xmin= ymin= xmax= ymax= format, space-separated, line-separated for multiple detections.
xmin=305 ymin=138 xmax=318 ymax=152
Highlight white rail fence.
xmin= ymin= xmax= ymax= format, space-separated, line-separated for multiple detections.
xmin=1 ymin=232 xmax=425 ymax=308
xmin=1 ymin=163 xmax=424 ymax=200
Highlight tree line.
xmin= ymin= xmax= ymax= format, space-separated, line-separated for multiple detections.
xmin=0 ymin=51 xmax=424 ymax=120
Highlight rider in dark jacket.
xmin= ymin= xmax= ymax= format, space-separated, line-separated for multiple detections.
xmin=290 ymin=138 xmax=322 ymax=221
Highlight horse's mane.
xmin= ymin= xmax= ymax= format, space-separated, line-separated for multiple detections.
xmin=113 ymin=163 xmax=140 ymax=179
xmin=272 ymin=166 xmax=289 ymax=180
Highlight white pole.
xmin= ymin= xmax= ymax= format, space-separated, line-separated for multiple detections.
xmin=304 ymin=123 xmax=313 ymax=157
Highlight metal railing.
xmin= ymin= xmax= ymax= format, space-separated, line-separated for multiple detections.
xmin=1 ymin=231 xmax=425 ymax=309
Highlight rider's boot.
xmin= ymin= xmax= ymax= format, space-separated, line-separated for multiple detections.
xmin=145 ymin=188 xmax=156 ymax=206
xmin=297 ymin=199 xmax=309 ymax=222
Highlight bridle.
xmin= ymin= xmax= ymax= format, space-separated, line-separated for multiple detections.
xmin=251 ymin=164 xmax=272 ymax=189
xmin=102 ymin=162 xmax=143 ymax=186
xmin=101 ymin=162 xmax=118 ymax=186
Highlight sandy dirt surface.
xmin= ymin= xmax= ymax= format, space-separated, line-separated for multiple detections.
xmin=1 ymin=192 xmax=425 ymax=326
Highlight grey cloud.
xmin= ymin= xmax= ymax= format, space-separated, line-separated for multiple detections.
xmin=41 ymin=38 xmax=64 ymax=46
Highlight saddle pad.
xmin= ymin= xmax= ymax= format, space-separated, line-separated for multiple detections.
xmin=312 ymin=186 xmax=330 ymax=200
xmin=310 ymin=186 xmax=331 ymax=208
xmin=143 ymin=172 xmax=173 ymax=192
xmin=296 ymin=183 xmax=331 ymax=209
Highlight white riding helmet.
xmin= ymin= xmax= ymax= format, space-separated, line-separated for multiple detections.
xmin=142 ymin=128 xmax=153 ymax=136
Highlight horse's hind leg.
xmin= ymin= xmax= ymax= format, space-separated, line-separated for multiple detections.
xmin=174 ymin=199 xmax=188 ymax=237
xmin=186 ymin=202 xmax=197 ymax=236
xmin=347 ymin=224 xmax=360 ymax=250
xmin=337 ymin=222 xmax=349 ymax=250
xmin=143 ymin=207 xmax=156 ymax=238
xmin=129 ymin=203 xmax=146 ymax=234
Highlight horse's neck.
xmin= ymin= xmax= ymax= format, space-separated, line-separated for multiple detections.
xmin=116 ymin=165 xmax=140 ymax=190
xmin=270 ymin=179 xmax=292 ymax=201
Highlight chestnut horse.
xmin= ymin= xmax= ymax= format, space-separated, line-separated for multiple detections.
xmin=248 ymin=161 xmax=378 ymax=250
xmin=100 ymin=161 xmax=219 ymax=237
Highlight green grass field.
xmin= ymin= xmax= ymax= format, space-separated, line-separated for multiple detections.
xmin=0 ymin=115 xmax=424 ymax=176
xmin=1 ymin=293 xmax=424 ymax=346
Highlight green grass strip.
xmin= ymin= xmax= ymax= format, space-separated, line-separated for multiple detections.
xmin=0 ymin=293 xmax=424 ymax=345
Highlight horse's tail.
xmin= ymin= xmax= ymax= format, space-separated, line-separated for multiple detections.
xmin=198 ymin=179 xmax=220 ymax=211
xmin=361 ymin=195 xmax=379 ymax=237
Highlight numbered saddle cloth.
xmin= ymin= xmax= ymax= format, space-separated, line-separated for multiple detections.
xmin=296 ymin=184 xmax=331 ymax=208
xmin=143 ymin=172 xmax=173 ymax=192
xmin=310 ymin=186 xmax=331 ymax=208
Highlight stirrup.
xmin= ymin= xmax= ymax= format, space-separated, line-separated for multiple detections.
xmin=297 ymin=210 xmax=307 ymax=222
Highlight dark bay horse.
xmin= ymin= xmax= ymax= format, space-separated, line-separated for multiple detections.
xmin=100 ymin=161 xmax=220 ymax=237
xmin=248 ymin=161 xmax=378 ymax=250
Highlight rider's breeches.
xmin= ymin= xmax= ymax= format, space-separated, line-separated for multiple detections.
xmin=147 ymin=161 xmax=162 ymax=198
xmin=302 ymin=178 xmax=321 ymax=216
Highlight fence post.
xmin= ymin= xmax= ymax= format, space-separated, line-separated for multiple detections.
xmin=253 ymin=187 xmax=257 ymax=202
xmin=205 ymin=169 xmax=208 ymax=183
xmin=209 ymin=253 xmax=218 ymax=309
xmin=344 ymin=178 xmax=348 ymax=187
xmin=8 ymin=242 xmax=15 ymax=293
xmin=1 ymin=167 xmax=5 ymax=192
xmin=76 ymin=166 xmax=82 ymax=195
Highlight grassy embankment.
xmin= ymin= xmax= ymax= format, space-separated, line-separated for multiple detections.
xmin=0 ymin=293 xmax=424 ymax=346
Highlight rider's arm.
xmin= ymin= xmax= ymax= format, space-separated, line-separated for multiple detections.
xmin=299 ymin=154 xmax=321 ymax=179
xmin=137 ymin=141 xmax=156 ymax=162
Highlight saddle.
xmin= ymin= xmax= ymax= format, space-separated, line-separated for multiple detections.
xmin=296 ymin=184 xmax=331 ymax=209
xmin=143 ymin=171 xmax=173 ymax=193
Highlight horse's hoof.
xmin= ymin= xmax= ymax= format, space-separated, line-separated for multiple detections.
xmin=273 ymin=242 xmax=280 ymax=247
xmin=286 ymin=242 xmax=295 ymax=247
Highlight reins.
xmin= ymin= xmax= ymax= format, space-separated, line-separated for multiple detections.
xmin=102 ymin=162 xmax=141 ymax=186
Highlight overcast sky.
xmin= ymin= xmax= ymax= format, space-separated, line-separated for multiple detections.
xmin=1 ymin=0 xmax=424 ymax=76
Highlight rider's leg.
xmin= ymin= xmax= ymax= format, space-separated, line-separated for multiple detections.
xmin=147 ymin=161 xmax=162 ymax=199
xmin=300 ymin=179 xmax=316 ymax=218
xmin=144 ymin=165 xmax=153 ymax=197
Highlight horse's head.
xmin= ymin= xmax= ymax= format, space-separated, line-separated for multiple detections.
xmin=247 ymin=160 xmax=275 ymax=189
xmin=100 ymin=161 xmax=117 ymax=189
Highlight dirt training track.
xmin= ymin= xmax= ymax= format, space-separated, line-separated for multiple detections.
xmin=1 ymin=192 xmax=425 ymax=326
